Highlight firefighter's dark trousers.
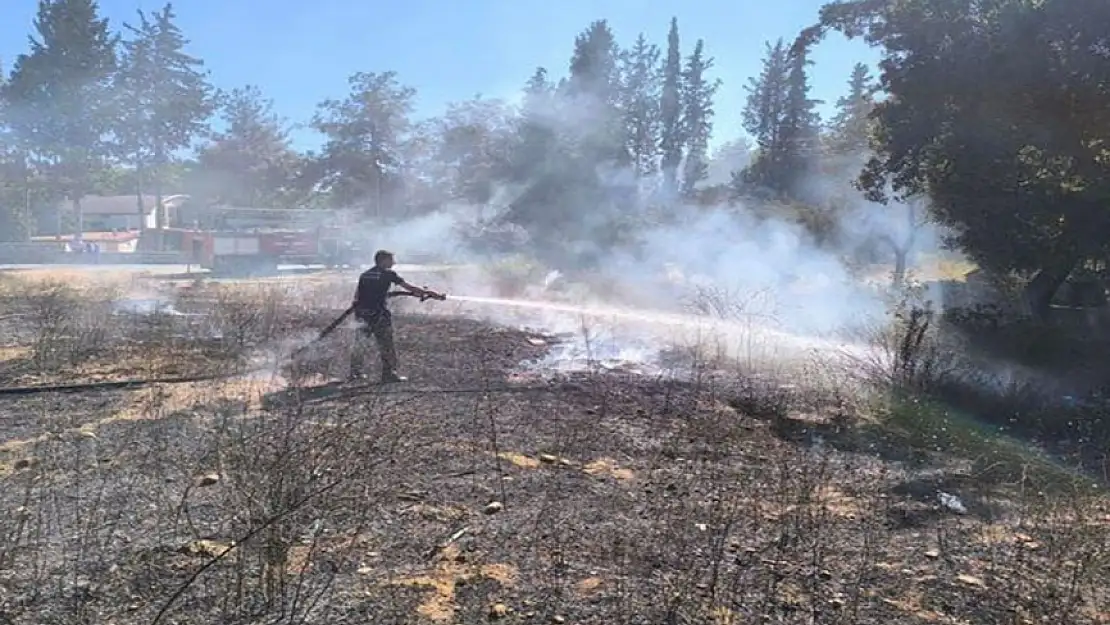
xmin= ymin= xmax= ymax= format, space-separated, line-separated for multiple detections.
xmin=350 ymin=313 xmax=398 ymax=375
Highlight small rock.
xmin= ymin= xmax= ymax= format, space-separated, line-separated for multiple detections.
xmin=195 ymin=473 xmax=220 ymax=487
xmin=484 ymin=501 xmax=504 ymax=515
xmin=489 ymin=603 xmax=509 ymax=619
xmin=357 ymin=566 xmax=373 ymax=575
xmin=539 ymin=454 xmax=558 ymax=464
xmin=818 ymin=570 xmax=833 ymax=581
xmin=553 ymin=617 xmax=566 ymax=624
xmin=829 ymin=597 xmax=846 ymax=609
xmin=924 ymin=550 xmax=940 ymax=559
xmin=956 ymin=573 xmax=985 ymax=588
xmin=13 ymin=457 xmax=34 ymax=470
xmin=178 ymin=539 xmax=231 ymax=558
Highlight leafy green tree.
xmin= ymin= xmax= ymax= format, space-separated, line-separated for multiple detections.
xmin=659 ymin=17 xmax=684 ymax=193
xmin=115 ymin=3 xmax=214 ymax=236
xmin=679 ymin=39 xmax=721 ymax=198
xmin=430 ymin=96 xmax=515 ymax=206
xmin=805 ymin=0 xmax=1110 ymax=316
xmin=3 ymin=0 xmax=118 ymax=234
xmin=195 ymin=85 xmax=302 ymax=208
xmin=312 ymin=71 xmax=416 ymax=216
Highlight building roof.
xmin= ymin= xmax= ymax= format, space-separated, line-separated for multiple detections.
xmin=70 ymin=194 xmax=190 ymax=215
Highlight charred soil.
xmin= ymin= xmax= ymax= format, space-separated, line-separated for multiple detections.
xmin=0 ymin=279 xmax=1107 ymax=625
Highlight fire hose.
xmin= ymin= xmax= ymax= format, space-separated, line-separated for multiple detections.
xmin=312 ymin=288 xmax=447 ymax=342
xmin=0 ymin=289 xmax=449 ymax=397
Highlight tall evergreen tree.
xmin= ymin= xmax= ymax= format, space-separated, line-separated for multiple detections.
xmin=567 ymin=20 xmax=625 ymax=165
xmin=3 ymin=0 xmax=118 ymax=235
xmin=312 ymin=71 xmax=416 ymax=215
xmin=0 ymin=61 xmax=34 ymax=240
xmin=659 ymin=17 xmax=684 ymax=193
xmin=737 ymin=40 xmax=821 ymax=200
xmin=737 ymin=39 xmax=791 ymax=196
xmin=116 ymin=3 xmax=214 ymax=238
xmin=510 ymin=67 xmax=558 ymax=184
xmin=679 ymin=39 xmax=720 ymax=198
xmin=779 ymin=48 xmax=822 ymax=191
xmin=195 ymin=85 xmax=300 ymax=208
xmin=826 ymin=62 xmax=875 ymax=156
xmin=619 ymin=34 xmax=662 ymax=179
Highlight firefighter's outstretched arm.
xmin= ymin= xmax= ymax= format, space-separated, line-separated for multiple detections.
xmin=397 ymin=279 xmax=446 ymax=301
xmin=397 ymin=280 xmax=429 ymax=297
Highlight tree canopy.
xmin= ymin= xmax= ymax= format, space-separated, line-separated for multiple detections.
xmin=0 ymin=0 xmax=1106 ymax=308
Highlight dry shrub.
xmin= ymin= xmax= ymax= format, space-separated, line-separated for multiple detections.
xmin=14 ymin=279 xmax=121 ymax=371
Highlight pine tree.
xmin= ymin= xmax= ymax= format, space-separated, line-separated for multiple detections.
xmin=567 ymin=20 xmax=624 ymax=165
xmin=619 ymin=34 xmax=662 ymax=179
xmin=779 ymin=48 xmax=822 ymax=190
xmin=513 ymin=67 xmax=557 ymax=181
xmin=0 ymin=61 xmax=34 ymax=240
xmin=116 ymin=3 xmax=214 ymax=238
xmin=826 ymin=62 xmax=874 ymax=155
xmin=738 ymin=40 xmax=789 ymax=196
xmin=312 ymin=71 xmax=417 ymax=214
xmin=659 ymin=17 xmax=684 ymax=193
xmin=4 ymin=0 xmax=118 ymax=235
xmin=679 ymin=39 xmax=720 ymax=198
xmin=737 ymin=39 xmax=823 ymax=199
xmin=196 ymin=85 xmax=298 ymax=208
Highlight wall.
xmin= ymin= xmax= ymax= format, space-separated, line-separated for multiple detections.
xmin=0 ymin=242 xmax=185 ymax=265
xmin=83 ymin=212 xmax=155 ymax=231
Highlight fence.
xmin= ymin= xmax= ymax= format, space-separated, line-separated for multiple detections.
xmin=0 ymin=243 xmax=188 ymax=266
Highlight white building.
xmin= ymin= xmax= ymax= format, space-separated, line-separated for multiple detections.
xmin=75 ymin=194 xmax=191 ymax=231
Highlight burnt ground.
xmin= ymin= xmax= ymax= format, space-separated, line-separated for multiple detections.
xmin=0 ymin=277 xmax=1108 ymax=625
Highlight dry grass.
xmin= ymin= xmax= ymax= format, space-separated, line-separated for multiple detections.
xmin=860 ymin=256 xmax=977 ymax=284
xmin=0 ymin=273 xmax=1106 ymax=624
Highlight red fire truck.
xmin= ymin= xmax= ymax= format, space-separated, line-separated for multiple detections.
xmin=164 ymin=207 xmax=359 ymax=275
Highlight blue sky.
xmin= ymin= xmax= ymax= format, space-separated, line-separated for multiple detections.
xmin=1 ymin=0 xmax=879 ymax=153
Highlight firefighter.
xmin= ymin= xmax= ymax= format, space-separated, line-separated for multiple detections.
xmin=349 ymin=249 xmax=443 ymax=383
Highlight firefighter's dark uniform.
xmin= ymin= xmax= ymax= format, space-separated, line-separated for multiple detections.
xmin=350 ymin=266 xmax=402 ymax=380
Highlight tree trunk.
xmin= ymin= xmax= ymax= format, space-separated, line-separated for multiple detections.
xmin=1023 ymin=255 xmax=1078 ymax=321
xmin=153 ymin=147 xmax=166 ymax=252
xmin=883 ymin=230 xmax=916 ymax=289
xmin=892 ymin=247 xmax=908 ymax=288
xmin=73 ymin=197 xmax=83 ymax=237
xmin=136 ymin=158 xmax=146 ymax=234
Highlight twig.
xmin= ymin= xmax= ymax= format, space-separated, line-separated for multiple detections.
xmin=150 ymin=477 xmax=346 ymax=625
